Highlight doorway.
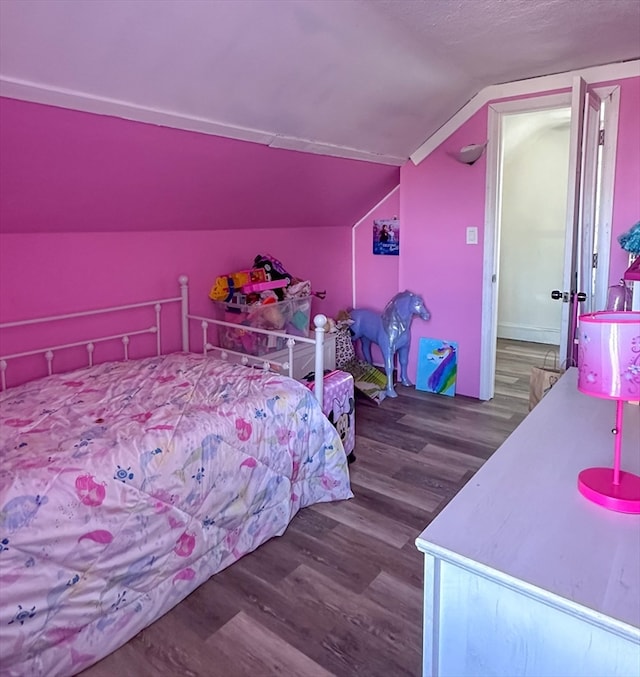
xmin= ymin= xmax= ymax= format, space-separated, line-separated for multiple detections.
xmin=497 ymin=106 xmax=571 ymax=348
xmin=479 ymin=83 xmax=620 ymax=401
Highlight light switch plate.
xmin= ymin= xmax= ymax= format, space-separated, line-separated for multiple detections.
xmin=466 ymin=226 xmax=478 ymax=245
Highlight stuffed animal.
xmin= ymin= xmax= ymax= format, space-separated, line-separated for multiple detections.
xmin=331 ymin=311 xmax=355 ymax=369
xmin=209 ymin=268 xmax=267 ymax=302
xmin=253 ymin=255 xmax=292 ymax=300
xmin=248 ymin=302 xmax=286 ymax=330
xmin=618 ymin=221 xmax=640 ymax=255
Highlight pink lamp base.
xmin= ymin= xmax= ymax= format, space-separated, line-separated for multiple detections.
xmin=578 ymin=467 xmax=640 ymax=514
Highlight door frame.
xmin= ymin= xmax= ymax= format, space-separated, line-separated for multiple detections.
xmin=478 ymin=87 xmax=620 ymax=401
xmin=591 ymin=85 xmax=620 ymax=310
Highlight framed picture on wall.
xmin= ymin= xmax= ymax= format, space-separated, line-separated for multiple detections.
xmin=373 ymin=218 xmax=399 ymax=256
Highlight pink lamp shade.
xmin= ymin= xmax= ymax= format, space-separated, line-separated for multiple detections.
xmin=576 ymin=311 xmax=640 ymax=514
xmin=577 ymin=311 xmax=640 ymax=401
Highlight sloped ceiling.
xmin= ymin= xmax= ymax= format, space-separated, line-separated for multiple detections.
xmin=1 ymin=0 xmax=639 ymax=167
xmin=0 ymin=96 xmax=399 ymax=233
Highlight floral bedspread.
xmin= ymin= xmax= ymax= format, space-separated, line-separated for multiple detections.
xmin=0 ymin=353 xmax=352 ymax=676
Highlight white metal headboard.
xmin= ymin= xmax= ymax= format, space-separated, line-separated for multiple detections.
xmin=0 ymin=292 xmax=183 ymax=392
xmin=0 ymin=275 xmax=326 ymax=405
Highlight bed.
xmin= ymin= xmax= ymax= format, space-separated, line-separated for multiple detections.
xmin=0 ymin=277 xmax=352 ymax=676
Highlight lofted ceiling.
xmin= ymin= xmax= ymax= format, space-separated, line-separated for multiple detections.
xmin=1 ymin=0 xmax=639 ymax=167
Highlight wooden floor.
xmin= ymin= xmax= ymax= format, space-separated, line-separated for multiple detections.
xmin=81 ymin=339 xmax=553 ymax=677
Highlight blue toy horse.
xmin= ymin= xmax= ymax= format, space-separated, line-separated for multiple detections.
xmin=350 ymin=290 xmax=430 ymax=398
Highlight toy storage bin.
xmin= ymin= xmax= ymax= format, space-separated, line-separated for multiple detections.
xmin=212 ymin=297 xmax=312 ymax=357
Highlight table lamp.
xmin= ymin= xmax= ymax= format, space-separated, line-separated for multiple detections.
xmin=577 ymin=310 xmax=640 ymax=513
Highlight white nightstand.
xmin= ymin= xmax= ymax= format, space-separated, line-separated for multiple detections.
xmin=266 ymin=333 xmax=336 ymax=381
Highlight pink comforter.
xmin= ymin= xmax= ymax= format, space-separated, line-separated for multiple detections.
xmin=0 ymin=353 xmax=352 ymax=676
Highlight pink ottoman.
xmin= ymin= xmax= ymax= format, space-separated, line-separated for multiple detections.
xmin=305 ymin=370 xmax=356 ymax=463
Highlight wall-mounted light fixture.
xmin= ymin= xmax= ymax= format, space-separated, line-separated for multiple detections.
xmin=451 ymin=142 xmax=487 ymax=165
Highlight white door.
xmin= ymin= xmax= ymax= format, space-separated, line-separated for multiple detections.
xmin=479 ymin=81 xmax=616 ymax=400
xmin=578 ymin=89 xmax=602 ymax=314
xmin=498 ymin=108 xmax=570 ymax=346
xmin=555 ymin=77 xmax=601 ymax=366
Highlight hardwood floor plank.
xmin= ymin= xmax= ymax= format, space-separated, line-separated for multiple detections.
xmin=283 ymin=524 xmax=382 ymax=594
xmin=230 ymin=529 xmax=305 ymax=586
xmin=329 ymin=522 xmax=425 ymax=591
xmin=311 ymin=497 xmax=416 ymax=549
xmin=419 ymin=443 xmax=485 ymax=474
xmin=349 ymin=464 xmax=444 ymax=511
xmin=363 ymin=570 xmax=424 ymax=626
xmin=399 ymin=411 xmax=514 ymax=449
xmin=206 ymin=611 xmax=333 ymax=677
xmin=83 ymin=608 xmax=218 ymax=676
xmin=279 ymin=564 xmax=422 ymax=677
xmin=347 ymin=480 xmax=433 ymax=532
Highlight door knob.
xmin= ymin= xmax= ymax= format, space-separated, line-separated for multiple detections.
xmin=551 ymin=290 xmax=567 ymax=301
xmin=576 ymin=292 xmax=587 ymax=302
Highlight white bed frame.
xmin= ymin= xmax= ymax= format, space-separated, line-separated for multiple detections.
xmin=0 ymin=275 xmax=327 ymax=406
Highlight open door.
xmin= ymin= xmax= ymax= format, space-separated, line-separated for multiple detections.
xmin=578 ymin=89 xmax=602 ymax=315
xmin=479 ymin=78 xmax=616 ymax=401
xmin=553 ymin=77 xmax=601 ymax=366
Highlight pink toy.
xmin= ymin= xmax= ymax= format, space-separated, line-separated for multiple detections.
xmin=577 ymin=310 xmax=640 ymax=513
xmin=252 ymin=254 xmax=292 ymax=300
xmin=209 ymin=268 xmax=267 ymax=302
xmin=242 ymin=279 xmax=289 ymax=294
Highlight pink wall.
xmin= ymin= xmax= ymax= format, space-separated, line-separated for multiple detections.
xmin=353 ymin=187 xmax=401 ymax=364
xmin=0 ymin=97 xmax=398 ymax=234
xmin=0 ymin=97 xmax=398 ymax=387
xmin=0 ymin=228 xmax=351 ymax=388
xmin=399 ymin=76 xmax=640 ymax=398
xmin=400 ymin=109 xmax=488 ymax=398
xmin=354 ymin=187 xmax=400 ymax=310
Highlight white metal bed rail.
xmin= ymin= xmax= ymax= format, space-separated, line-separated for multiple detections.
xmin=0 ymin=276 xmax=327 ymax=406
xmin=0 ymin=296 xmax=180 ymax=391
xmin=186 ymin=311 xmax=327 ymax=408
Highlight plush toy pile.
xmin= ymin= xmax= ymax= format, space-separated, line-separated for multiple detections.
xmin=210 ymin=254 xmax=324 ymax=305
xmin=209 ymin=255 xmax=325 ymax=356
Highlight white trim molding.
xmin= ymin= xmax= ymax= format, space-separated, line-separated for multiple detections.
xmin=410 ymin=59 xmax=639 ymax=165
xmin=0 ymin=77 xmax=274 ymax=145
xmin=0 ymin=76 xmax=405 ymax=167
xmin=268 ymin=136 xmax=405 ymax=166
xmin=497 ymin=323 xmax=561 ymax=345
xmin=592 ymin=85 xmax=620 ymax=311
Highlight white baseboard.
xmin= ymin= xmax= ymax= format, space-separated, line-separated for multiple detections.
xmin=498 ymin=322 xmax=560 ymax=345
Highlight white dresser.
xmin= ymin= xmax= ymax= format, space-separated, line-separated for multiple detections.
xmin=415 ymin=368 xmax=640 ymax=677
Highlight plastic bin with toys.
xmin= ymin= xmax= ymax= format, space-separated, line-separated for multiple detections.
xmin=209 ymin=254 xmax=323 ymax=357
xmin=212 ymin=296 xmax=312 ymax=356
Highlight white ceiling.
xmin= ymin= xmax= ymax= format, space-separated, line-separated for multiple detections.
xmin=1 ymin=0 xmax=639 ymax=166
